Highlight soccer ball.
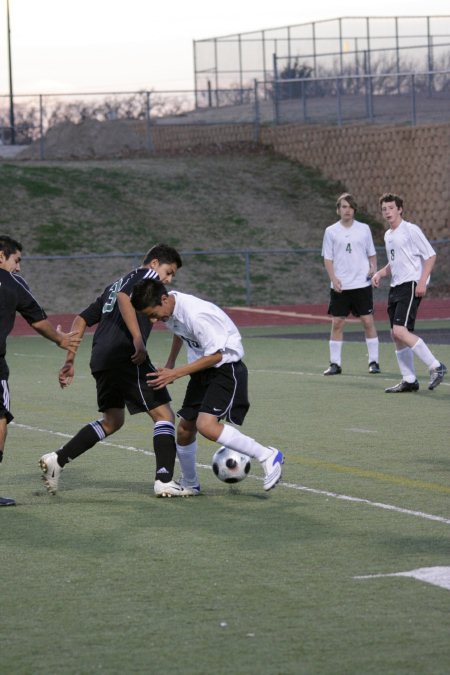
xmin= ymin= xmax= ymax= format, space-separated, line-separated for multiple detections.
xmin=212 ymin=446 xmax=251 ymax=484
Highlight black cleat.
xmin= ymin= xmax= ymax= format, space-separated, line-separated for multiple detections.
xmin=368 ymin=361 xmax=381 ymax=374
xmin=428 ymin=362 xmax=447 ymax=391
xmin=323 ymin=363 xmax=342 ymax=376
xmin=385 ymin=380 xmax=419 ymax=393
xmin=0 ymin=496 xmax=16 ymax=506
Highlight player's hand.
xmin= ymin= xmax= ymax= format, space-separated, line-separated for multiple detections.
xmin=333 ymin=277 xmax=343 ymax=293
xmin=57 ymin=325 xmax=81 ymax=351
xmin=372 ymin=272 xmax=381 ymax=288
xmin=147 ymin=367 xmax=177 ymax=390
xmin=59 ymin=363 xmax=74 ymax=388
xmin=415 ymin=281 xmax=427 ymax=297
xmin=131 ymin=337 xmax=147 ymax=365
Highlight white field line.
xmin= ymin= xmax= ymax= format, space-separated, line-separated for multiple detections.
xmin=12 ymin=421 xmax=450 ymax=526
xmin=250 ymin=368 xmax=450 ymax=386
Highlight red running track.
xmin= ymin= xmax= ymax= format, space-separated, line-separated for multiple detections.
xmin=10 ymin=298 xmax=450 ymax=336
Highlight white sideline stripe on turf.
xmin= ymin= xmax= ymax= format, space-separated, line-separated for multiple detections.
xmin=12 ymin=421 xmax=450 ymax=526
xmin=354 ymin=566 xmax=450 ymax=590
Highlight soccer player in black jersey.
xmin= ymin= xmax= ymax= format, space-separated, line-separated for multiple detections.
xmin=0 ymin=235 xmax=81 ymax=507
xmin=39 ymin=244 xmax=193 ymax=497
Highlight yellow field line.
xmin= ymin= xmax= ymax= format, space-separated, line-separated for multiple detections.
xmin=295 ymin=456 xmax=450 ymax=495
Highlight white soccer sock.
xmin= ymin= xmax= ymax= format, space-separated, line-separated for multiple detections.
xmin=395 ymin=347 xmax=416 ymax=382
xmin=411 ymin=338 xmax=440 ymax=370
xmin=329 ymin=340 xmax=343 ymax=366
xmin=176 ymin=441 xmax=199 ymax=486
xmin=217 ymin=425 xmax=271 ymax=462
xmin=366 ymin=337 xmax=379 ymax=364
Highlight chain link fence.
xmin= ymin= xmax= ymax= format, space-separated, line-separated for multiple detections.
xmin=194 ymin=15 xmax=450 ymax=92
xmin=19 ymin=243 xmax=450 ymax=315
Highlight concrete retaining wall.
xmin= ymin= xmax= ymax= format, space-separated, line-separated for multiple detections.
xmin=148 ymin=121 xmax=450 ymax=239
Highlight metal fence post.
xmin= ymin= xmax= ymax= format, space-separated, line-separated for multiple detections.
xmin=336 ymin=77 xmax=342 ymax=126
xmin=145 ymin=91 xmax=154 ymax=153
xmin=272 ymin=53 xmax=280 ymax=125
xmin=410 ymin=73 xmax=417 ymax=125
xmin=39 ymin=94 xmax=45 ymax=160
xmin=253 ymin=79 xmax=260 ymax=143
xmin=244 ymin=251 xmax=251 ymax=305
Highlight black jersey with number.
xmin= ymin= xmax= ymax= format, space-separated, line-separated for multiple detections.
xmin=80 ymin=267 xmax=158 ymax=373
xmin=0 ymin=269 xmax=47 ymax=378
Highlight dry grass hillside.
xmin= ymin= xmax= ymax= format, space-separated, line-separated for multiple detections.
xmin=1 ymin=151 xmax=385 ymax=312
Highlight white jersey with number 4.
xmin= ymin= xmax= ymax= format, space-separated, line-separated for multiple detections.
xmin=166 ymin=291 xmax=244 ymax=366
xmin=384 ymin=219 xmax=436 ymax=287
xmin=321 ymin=220 xmax=376 ymax=290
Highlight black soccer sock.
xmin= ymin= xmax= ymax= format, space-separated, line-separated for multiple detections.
xmin=153 ymin=421 xmax=176 ymax=483
xmin=57 ymin=420 xmax=107 ymax=467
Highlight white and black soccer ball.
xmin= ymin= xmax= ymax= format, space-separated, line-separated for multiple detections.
xmin=212 ymin=446 xmax=251 ymax=484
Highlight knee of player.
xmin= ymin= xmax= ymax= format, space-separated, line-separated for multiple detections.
xmin=196 ymin=415 xmax=220 ymax=442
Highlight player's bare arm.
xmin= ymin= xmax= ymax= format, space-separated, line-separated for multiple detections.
xmin=165 ymin=334 xmax=183 ymax=369
xmin=367 ymin=254 xmax=377 ymax=278
xmin=372 ymin=263 xmax=391 ymax=288
xmin=148 ymin=351 xmax=222 ymax=390
xmin=117 ymin=291 xmax=147 ymax=365
xmin=324 ymin=258 xmax=342 ymax=292
xmin=31 ymin=319 xmax=81 ymax=351
xmin=58 ymin=315 xmax=88 ymax=388
xmin=415 ymin=255 xmax=436 ymax=297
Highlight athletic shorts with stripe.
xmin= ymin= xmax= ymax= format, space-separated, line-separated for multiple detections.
xmin=387 ymin=281 xmax=421 ymax=331
xmin=93 ymin=358 xmax=171 ymax=414
xmin=328 ymin=285 xmax=374 ymax=318
xmin=177 ymin=361 xmax=250 ymax=426
xmin=0 ymin=378 xmax=13 ymax=424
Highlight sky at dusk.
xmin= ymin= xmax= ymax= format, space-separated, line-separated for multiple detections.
xmin=1 ymin=0 xmax=450 ymax=95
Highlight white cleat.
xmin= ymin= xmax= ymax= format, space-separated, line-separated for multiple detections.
xmin=261 ymin=447 xmax=284 ymax=491
xmin=154 ymin=479 xmax=193 ymax=498
xmin=39 ymin=452 xmax=63 ymax=495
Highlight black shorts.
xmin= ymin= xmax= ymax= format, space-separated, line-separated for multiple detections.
xmin=328 ymin=286 xmax=374 ymax=318
xmin=177 ymin=361 xmax=250 ymax=426
xmin=0 ymin=378 xmax=13 ymax=424
xmin=387 ymin=281 xmax=421 ymax=331
xmin=93 ymin=359 xmax=171 ymax=415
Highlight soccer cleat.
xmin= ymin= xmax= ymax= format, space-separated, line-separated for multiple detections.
xmin=261 ymin=447 xmax=284 ymax=491
xmin=179 ymin=478 xmax=201 ymax=496
xmin=368 ymin=361 xmax=381 ymax=374
xmin=323 ymin=363 xmax=342 ymax=376
xmin=154 ymin=479 xmax=193 ymax=498
xmin=385 ymin=380 xmax=419 ymax=393
xmin=39 ymin=452 xmax=63 ymax=494
xmin=428 ymin=362 xmax=447 ymax=391
xmin=0 ymin=496 xmax=16 ymax=506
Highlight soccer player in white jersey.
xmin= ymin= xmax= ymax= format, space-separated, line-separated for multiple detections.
xmin=372 ymin=193 xmax=446 ymax=393
xmin=131 ymin=278 xmax=284 ymax=492
xmin=321 ymin=193 xmax=380 ymax=376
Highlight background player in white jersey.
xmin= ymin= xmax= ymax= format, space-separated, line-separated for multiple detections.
xmin=0 ymin=235 xmax=80 ymax=507
xmin=372 ymin=193 xmax=446 ymax=393
xmin=131 ymin=279 xmax=284 ymax=492
xmin=321 ymin=193 xmax=380 ymax=376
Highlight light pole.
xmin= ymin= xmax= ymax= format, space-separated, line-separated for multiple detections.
xmin=6 ymin=0 xmax=15 ymax=144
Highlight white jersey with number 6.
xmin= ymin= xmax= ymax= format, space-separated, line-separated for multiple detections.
xmin=166 ymin=291 xmax=244 ymax=366
xmin=384 ymin=219 xmax=436 ymax=287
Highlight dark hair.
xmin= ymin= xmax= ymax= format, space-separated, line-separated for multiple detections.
xmin=336 ymin=193 xmax=357 ymax=213
xmin=379 ymin=193 xmax=404 ymax=210
xmin=131 ymin=278 xmax=168 ymax=311
xmin=142 ymin=243 xmax=182 ymax=269
xmin=0 ymin=235 xmax=22 ymax=258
